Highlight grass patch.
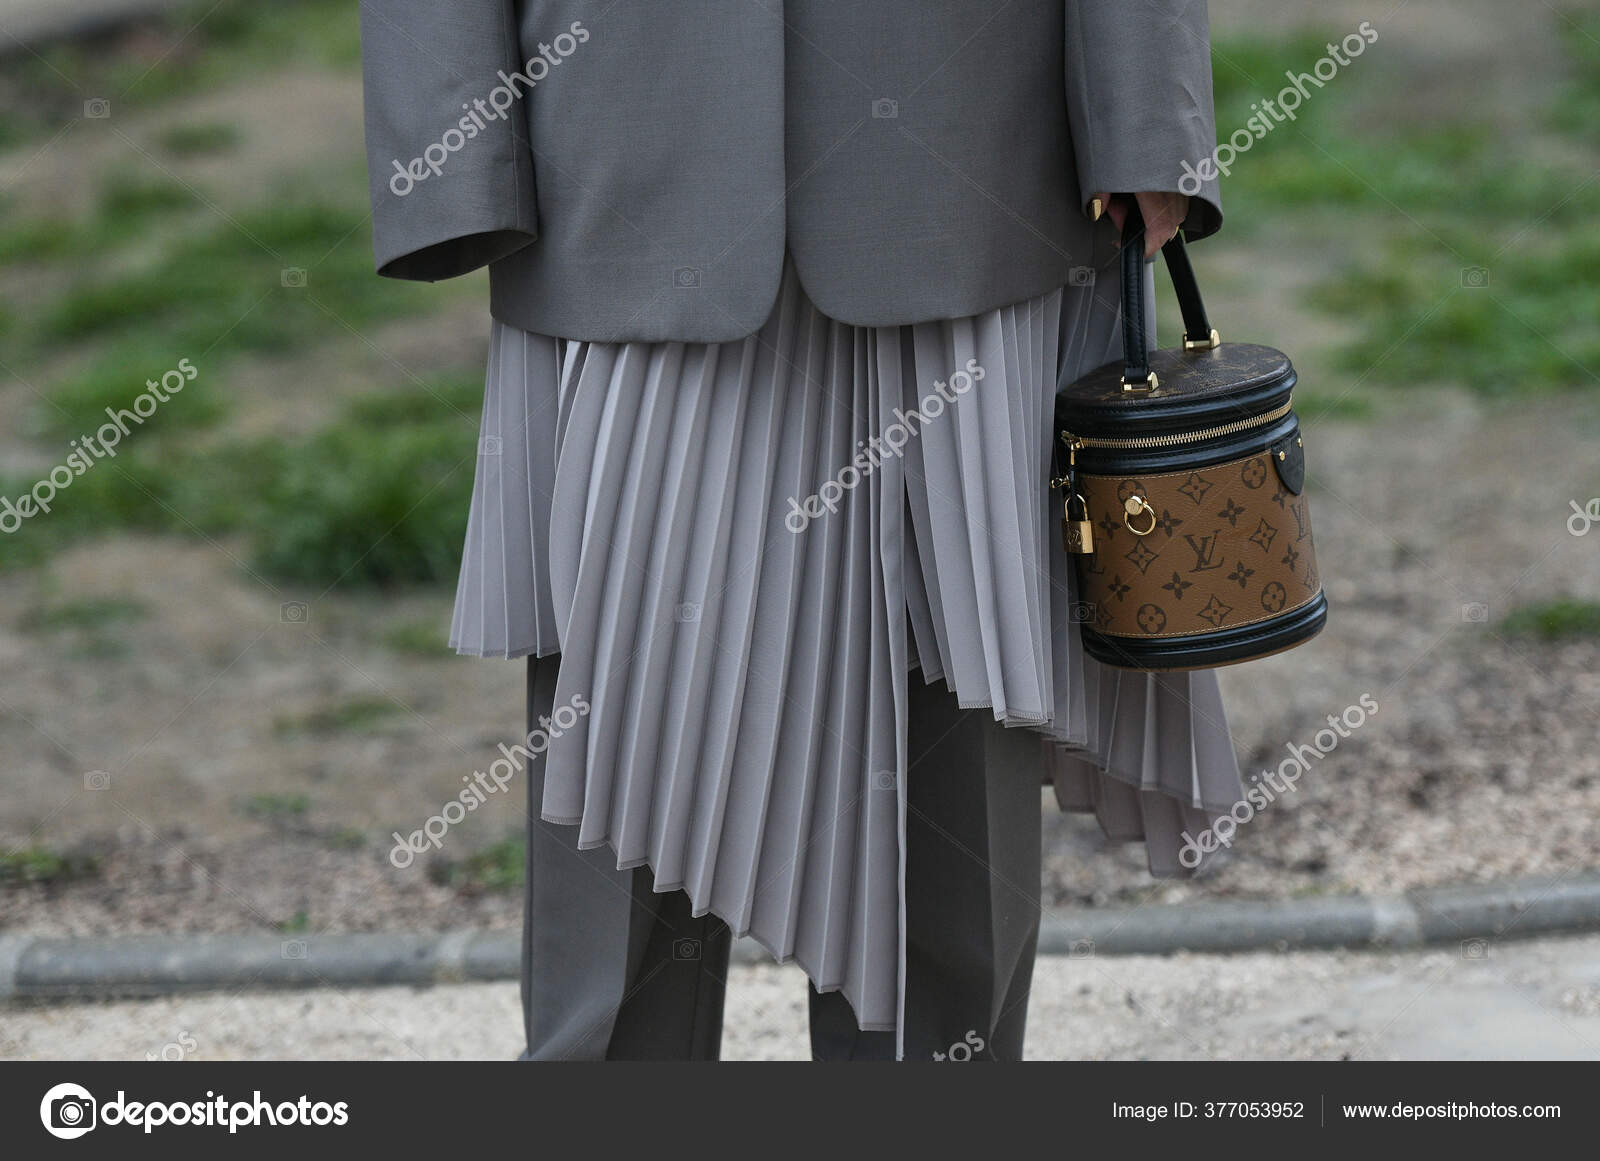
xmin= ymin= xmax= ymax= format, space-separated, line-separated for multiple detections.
xmin=342 ymin=373 xmax=484 ymax=429
xmin=4 ymin=177 xmax=442 ymax=460
xmin=1209 ymin=30 xmax=1600 ymax=396
xmin=5 ymin=193 xmax=436 ymax=456
xmin=1306 ymin=228 xmax=1600 ymax=396
xmin=98 ymin=174 xmax=198 ymax=220
xmin=156 ymin=121 xmax=243 ymax=158
xmin=0 ymin=453 xmax=208 ymax=573
xmin=38 ymin=199 xmax=428 ymax=354
xmin=242 ymin=792 xmax=311 ymax=820
xmin=1550 ymin=8 xmax=1600 ymax=142
xmin=19 ymin=596 xmax=149 ymax=633
xmin=33 ymin=346 xmax=222 ymax=439
xmin=0 ymin=0 xmax=361 ymax=147
xmin=0 ymin=846 xmax=101 ymax=886
xmin=1287 ymin=388 xmax=1375 ymax=423
xmin=18 ymin=596 xmax=147 ymax=657
xmin=1207 ymin=37 xmax=1562 ymax=225
xmin=244 ymin=421 xmax=475 ymax=588
xmin=0 ymin=215 xmax=80 ymax=263
xmin=0 ymin=1 xmax=483 ymax=590
xmin=383 ymin=617 xmax=451 ymax=657
xmin=428 ymin=837 xmax=525 ymax=893
xmin=274 ymin=697 xmax=404 ymax=736
xmin=1501 ymin=599 xmax=1600 ymax=641
xmin=0 ymin=377 xmax=479 ymax=588
xmin=323 ymin=826 xmax=367 ymax=851
xmin=0 ymin=173 xmax=202 ymax=267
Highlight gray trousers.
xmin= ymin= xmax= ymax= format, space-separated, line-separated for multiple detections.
xmin=521 ymin=654 xmax=1042 ymax=1061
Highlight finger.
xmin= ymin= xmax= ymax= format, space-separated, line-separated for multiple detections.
xmin=1142 ymin=218 xmax=1170 ymax=258
xmin=1137 ymin=193 xmax=1185 ymax=258
xmin=1140 ymin=201 xmax=1168 ymax=256
xmin=1092 ymin=191 xmax=1129 ymax=234
xmin=1144 ymin=224 xmax=1174 ymax=259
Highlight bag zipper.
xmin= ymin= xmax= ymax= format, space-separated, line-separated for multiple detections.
xmin=1060 ymin=395 xmax=1293 ymax=453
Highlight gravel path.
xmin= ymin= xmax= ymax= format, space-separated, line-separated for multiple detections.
xmin=6 ymin=933 xmax=1600 ymax=1061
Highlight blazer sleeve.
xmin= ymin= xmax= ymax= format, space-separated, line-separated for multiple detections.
xmin=1065 ymin=0 xmax=1223 ymax=239
xmin=359 ymin=0 xmax=538 ymax=281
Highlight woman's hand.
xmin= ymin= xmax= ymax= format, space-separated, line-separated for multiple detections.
xmin=1089 ymin=191 xmax=1189 ymax=258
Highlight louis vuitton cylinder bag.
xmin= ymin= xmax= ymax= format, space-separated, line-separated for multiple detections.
xmin=1054 ymin=207 xmax=1328 ymax=670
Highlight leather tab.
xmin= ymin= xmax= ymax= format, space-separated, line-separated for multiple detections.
xmin=1270 ymin=431 xmax=1306 ymax=494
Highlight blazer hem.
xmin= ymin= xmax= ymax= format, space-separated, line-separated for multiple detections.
xmin=487 ymin=260 xmax=1086 ymax=344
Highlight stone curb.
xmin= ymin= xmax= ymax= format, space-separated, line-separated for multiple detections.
xmin=1034 ymin=874 xmax=1600 ymax=957
xmin=5 ymin=874 xmax=1598 ymax=999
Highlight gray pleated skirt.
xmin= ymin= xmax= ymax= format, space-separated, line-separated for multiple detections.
xmin=451 ymin=257 xmax=1243 ymax=1036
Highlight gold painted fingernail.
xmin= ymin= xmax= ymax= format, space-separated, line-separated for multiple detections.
xmin=1089 ymin=197 xmax=1104 ymax=222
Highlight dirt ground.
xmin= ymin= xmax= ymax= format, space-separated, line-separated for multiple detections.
xmin=2 ymin=0 xmax=1598 ymax=940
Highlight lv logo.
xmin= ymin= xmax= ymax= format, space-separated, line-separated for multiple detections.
xmin=1182 ymin=529 xmax=1227 ymax=572
xmin=1292 ymin=500 xmax=1312 ymax=542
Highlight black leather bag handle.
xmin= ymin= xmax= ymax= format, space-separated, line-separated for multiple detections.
xmin=1119 ymin=200 xmax=1218 ymax=390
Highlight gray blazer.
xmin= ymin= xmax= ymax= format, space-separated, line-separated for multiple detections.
xmin=360 ymin=0 xmax=1222 ymax=343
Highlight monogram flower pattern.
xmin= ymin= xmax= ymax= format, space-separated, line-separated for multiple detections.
xmin=1123 ymin=539 xmax=1159 ymax=575
xmin=1247 ymin=517 xmax=1278 ymax=552
xmin=1069 ymin=451 xmax=1321 ymax=639
xmin=1153 ymin=508 xmax=1184 ymax=536
xmin=1177 ymin=472 xmax=1213 ymax=505
xmin=1161 ymin=571 xmax=1193 ymax=600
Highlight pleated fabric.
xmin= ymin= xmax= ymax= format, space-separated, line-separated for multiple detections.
xmin=450 ymin=257 xmax=1244 ymax=1038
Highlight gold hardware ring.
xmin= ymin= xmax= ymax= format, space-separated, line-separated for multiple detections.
xmin=1124 ymin=495 xmax=1156 ymax=536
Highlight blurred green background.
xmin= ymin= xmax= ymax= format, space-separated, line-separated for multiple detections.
xmin=5 ymin=0 xmax=1598 ymax=586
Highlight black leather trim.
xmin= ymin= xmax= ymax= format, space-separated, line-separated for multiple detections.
xmin=1082 ymin=591 xmax=1328 ymax=671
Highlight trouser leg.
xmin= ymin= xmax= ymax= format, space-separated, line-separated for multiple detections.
xmin=521 ymin=654 xmax=733 ymax=1061
xmin=807 ymin=981 xmax=895 ymax=1060
xmin=809 ymin=673 xmax=1044 ymax=1061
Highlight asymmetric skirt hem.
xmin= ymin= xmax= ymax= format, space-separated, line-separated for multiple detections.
xmin=451 ymin=255 xmax=1245 ymax=1041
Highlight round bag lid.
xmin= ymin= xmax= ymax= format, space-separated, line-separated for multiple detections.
xmin=1057 ymin=342 xmax=1295 ymax=440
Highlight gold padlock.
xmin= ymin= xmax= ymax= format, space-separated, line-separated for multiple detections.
xmin=1062 ymin=492 xmax=1095 ymax=555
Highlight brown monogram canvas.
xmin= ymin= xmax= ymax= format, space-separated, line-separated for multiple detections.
xmin=1074 ymin=451 xmax=1320 ymax=639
